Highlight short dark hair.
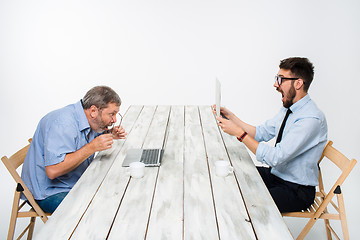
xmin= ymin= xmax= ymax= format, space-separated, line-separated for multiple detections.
xmin=82 ymin=86 xmax=121 ymax=110
xmin=279 ymin=57 xmax=314 ymax=92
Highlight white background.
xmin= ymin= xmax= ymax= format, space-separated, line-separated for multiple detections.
xmin=1 ymin=0 xmax=359 ymax=239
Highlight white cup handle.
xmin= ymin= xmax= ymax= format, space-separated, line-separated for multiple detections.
xmin=229 ymin=166 xmax=234 ymax=174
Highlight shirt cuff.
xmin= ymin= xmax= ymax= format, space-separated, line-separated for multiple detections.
xmin=45 ymin=153 xmax=66 ymax=166
xmin=254 ymin=126 xmax=261 ymax=142
xmin=256 ymin=142 xmax=267 ymax=164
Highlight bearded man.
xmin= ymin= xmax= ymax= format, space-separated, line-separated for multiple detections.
xmin=22 ymin=86 xmax=126 ymax=213
xmin=216 ymin=57 xmax=328 ymax=213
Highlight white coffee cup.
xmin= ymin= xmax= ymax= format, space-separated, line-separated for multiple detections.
xmin=128 ymin=162 xmax=145 ymax=178
xmin=215 ymin=160 xmax=233 ymax=177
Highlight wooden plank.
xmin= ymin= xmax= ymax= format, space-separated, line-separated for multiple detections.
xmin=198 ymin=105 xmax=256 ymax=240
xmin=220 ymin=129 xmax=293 ymax=240
xmin=107 ymin=105 xmax=171 ymax=239
xmin=69 ymin=105 xmax=159 ymax=240
xmin=34 ymin=105 xmax=143 ymax=240
xmin=183 ymin=106 xmax=218 ymax=240
xmin=145 ymin=106 xmax=184 ymax=240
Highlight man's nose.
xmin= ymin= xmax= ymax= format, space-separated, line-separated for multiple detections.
xmin=274 ymin=81 xmax=279 ymax=88
xmin=112 ymin=115 xmax=117 ymax=123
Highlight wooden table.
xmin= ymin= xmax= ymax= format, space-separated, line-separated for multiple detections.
xmin=35 ymin=105 xmax=293 ymax=240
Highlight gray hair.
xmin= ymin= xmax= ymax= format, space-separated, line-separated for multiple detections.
xmin=82 ymin=86 xmax=121 ymax=110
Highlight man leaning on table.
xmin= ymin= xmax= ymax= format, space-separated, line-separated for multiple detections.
xmin=21 ymin=86 xmax=127 ymax=213
xmin=215 ymin=57 xmax=328 ymax=213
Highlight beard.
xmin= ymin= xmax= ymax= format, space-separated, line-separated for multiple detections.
xmin=93 ymin=115 xmax=112 ymax=133
xmin=281 ymin=83 xmax=296 ymax=108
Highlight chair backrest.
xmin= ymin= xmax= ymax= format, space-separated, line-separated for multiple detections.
xmin=2 ymin=139 xmax=31 ymax=179
xmin=1 ymin=139 xmax=48 ymax=222
xmin=317 ymin=141 xmax=357 ymax=194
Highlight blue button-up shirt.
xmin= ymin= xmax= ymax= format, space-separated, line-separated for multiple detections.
xmin=21 ymin=101 xmax=99 ymax=200
xmin=255 ymin=94 xmax=328 ymax=186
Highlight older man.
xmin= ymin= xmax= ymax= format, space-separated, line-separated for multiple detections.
xmin=22 ymin=86 xmax=126 ymax=213
xmin=216 ymin=57 xmax=328 ymax=212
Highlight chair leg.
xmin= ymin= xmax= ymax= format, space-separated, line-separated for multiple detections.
xmin=337 ymin=193 xmax=349 ymax=240
xmin=322 ymin=205 xmax=332 ymax=240
xmin=297 ymin=218 xmax=317 ymax=240
xmin=27 ymin=217 xmax=36 ymax=240
xmin=8 ymin=190 xmax=21 ymax=240
xmin=324 ymin=219 xmax=332 ymax=240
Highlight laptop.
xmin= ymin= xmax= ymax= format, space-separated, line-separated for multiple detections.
xmin=215 ymin=78 xmax=229 ymax=120
xmin=122 ymin=148 xmax=164 ymax=167
xmin=215 ymin=78 xmax=221 ymax=117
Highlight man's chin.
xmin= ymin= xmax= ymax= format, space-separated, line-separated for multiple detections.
xmin=283 ymin=100 xmax=292 ymax=108
xmin=95 ymin=127 xmax=107 ymax=134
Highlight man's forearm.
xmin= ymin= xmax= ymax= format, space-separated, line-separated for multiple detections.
xmin=235 ymin=118 xmax=256 ymax=138
xmin=45 ymin=134 xmax=114 ymax=179
xmin=241 ymin=135 xmax=259 ymax=155
xmin=45 ymin=142 xmax=96 ymax=180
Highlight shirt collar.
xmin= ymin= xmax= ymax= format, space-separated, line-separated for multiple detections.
xmin=289 ymin=94 xmax=311 ymax=113
xmin=74 ymin=100 xmax=90 ymax=132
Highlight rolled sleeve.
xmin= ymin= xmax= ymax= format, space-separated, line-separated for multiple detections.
xmin=255 ymin=125 xmax=274 ymax=142
xmin=255 ymin=142 xmax=268 ymax=164
xmin=44 ymin=123 xmax=78 ymax=166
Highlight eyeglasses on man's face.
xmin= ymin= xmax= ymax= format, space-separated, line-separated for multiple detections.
xmin=274 ymin=75 xmax=299 ymax=86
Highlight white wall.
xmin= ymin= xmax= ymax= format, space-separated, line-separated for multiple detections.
xmin=1 ymin=0 xmax=359 ymax=239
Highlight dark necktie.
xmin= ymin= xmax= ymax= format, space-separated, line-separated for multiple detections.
xmin=275 ymin=108 xmax=292 ymax=145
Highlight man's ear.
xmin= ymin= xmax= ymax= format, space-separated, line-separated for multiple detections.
xmin=295 ymin=79 xmax=304 ymax=90
xmin=89 ymin=105 xmax=99 ymax=119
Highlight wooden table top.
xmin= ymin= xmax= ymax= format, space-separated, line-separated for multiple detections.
xmin=35 ymin=105 xmax=293 ymax=240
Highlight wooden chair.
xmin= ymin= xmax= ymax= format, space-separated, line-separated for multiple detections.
xmin=1 ymin=139 xmax=51 ymax=240
xmin=282 ymin=140 xmax=357 ymax=240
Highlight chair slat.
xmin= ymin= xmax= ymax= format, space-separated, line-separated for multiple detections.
xmin=309 ymin=204 xmax=316 ymax=213
xmin=314 ymin=198 xmax=321 ymax=207
xmin=315 ymin=191 xmax=323 ymax=197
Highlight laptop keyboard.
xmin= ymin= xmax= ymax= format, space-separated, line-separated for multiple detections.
xmin=140 ymin=149 xmax=160 ymax=165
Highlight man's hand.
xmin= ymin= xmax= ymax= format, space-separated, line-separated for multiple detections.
xmin=110 ymin=126 xmax=127 ymax=139
xmin=91 ymin=134 xmax=114 ymax=152
xmin=216 ymin=116 xmax=243 ymax=138
xmin=212 ymin=104 xmax=233 ymax=120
